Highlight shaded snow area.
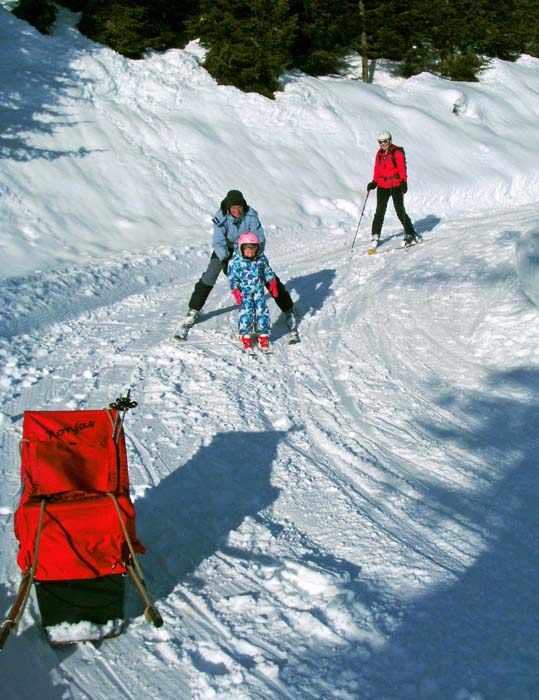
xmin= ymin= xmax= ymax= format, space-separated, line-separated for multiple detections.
xmin=1 ymin=6 xmax=539 ymax=700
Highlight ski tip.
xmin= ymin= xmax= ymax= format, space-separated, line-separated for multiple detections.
xmin=367 ymin=248 xmax=377 ymax=255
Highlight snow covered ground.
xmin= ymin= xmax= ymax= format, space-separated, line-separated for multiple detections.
xmin=1 ymin=6 xmax=539 ymax=700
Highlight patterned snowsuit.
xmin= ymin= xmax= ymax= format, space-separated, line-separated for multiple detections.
xmin=228 ymin=251 xmax=276 ymax=336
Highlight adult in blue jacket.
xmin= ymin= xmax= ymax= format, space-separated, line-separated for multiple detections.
xmin=179 ymin=190 xmax=296 ymax=332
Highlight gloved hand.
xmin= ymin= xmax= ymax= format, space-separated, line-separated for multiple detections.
xmin=367 ymin=181 xmax=377 ymax=191
xmin=268 ymin=279 xmax=278 ymax=298
xmin=401 ymin=182 xmax=408 ymax=194
xmin=231 ymin=289 xmax=242 ymax=305
xmin=221 ymin=258 xmax=230 ymax=274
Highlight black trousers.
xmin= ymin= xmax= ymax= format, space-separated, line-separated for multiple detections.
xmin=188 ymin=252 xmax=294 ymax=313
xmin=372 ymin=186 xmax=415 ymax=237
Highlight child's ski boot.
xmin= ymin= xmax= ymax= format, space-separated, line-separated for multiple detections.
xmin=241 ymin=335 xmax=255 ymax=354
xmin=258 ymin=335 xmax=271 ymax=354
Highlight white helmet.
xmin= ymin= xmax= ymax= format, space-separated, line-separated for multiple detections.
xmin=377 ymin=130 xmax=392 ymax=143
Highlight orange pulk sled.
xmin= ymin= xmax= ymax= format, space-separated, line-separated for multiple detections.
xmin=1 ymin=391 xmax=162 ymax=649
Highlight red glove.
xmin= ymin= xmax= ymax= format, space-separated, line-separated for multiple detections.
xmin=268 ymin=279 xmax=278 ymax=298
xmin=232 ymin=289 xmax=243 ymax=305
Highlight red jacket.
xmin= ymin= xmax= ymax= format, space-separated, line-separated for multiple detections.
xmin=373 ymin=145 xmax=407 ymax=189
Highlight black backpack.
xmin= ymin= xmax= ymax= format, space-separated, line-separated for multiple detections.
xmin=390 ymin=145 xmax=406 ymax=170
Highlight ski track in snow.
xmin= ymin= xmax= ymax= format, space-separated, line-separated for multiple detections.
xmin=2 ymin=10 xmax=539 ymax=695
xmin=2 ymin=204 xmax=539 ymax=699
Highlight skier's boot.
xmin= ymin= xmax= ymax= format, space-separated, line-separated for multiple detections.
xmin=403 ymin=231 xmax=418 ymax=247
xmin=371 ymin=233 xmax=380 ymax=247
xmin=285 ymin=307 xmax=297 ymax=331
xmin=241 ymin=335 xmax=253 ymax=351
xmin=184 ymin=308 xmax=199 ymax=327
xmin=258 ymin=335 xmax=271 ymax=353
xmin=175 ymin=308 xmax=199 ymax=339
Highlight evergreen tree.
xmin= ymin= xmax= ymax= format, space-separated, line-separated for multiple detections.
xmin=398 ymin=0 xmax=490 ymax=80
xmin=288 ymin=0 xmax=359 ymax=75
xmin=14 ymin=0 xmax=535 ymax=89
xmin=77 ymin=3 xmax=178 ymax=58
xmin=55 ymin=1 xmax=199 ymax=58
xmin=58 ymin=0 xmax=199 ymax=29
xmin=478 ymin=2 xmax=522 ymax=60
xmin=53 ymin=0 xmax=89 ymax=10
xmin=191 ymin=0 xmax=297 ymax=98
xmin=358 ymin=0 xmax=414 ymax=63
xmin=12 ymin=0 xmax=57 ymax=34
xmin=514 ymin=0 xmax=539 ymax=56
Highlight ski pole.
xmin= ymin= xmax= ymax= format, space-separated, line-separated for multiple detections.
xmin=350 ymin=190 xmax=371 ymax=252
xmin=110 ymin=388 xmax=138 ymax=443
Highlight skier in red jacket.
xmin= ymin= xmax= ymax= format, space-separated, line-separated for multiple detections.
xmin=367 ymin=130 xmax=418 ymax=247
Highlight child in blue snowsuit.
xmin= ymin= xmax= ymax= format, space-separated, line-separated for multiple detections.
xmin=228 ymin=231 xmax=278 ymax=351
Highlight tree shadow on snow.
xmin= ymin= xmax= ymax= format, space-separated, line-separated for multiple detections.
xmin=299 ymin=367 xmax=539 ymax=699
xmin=247 ymin=369 xmax=539 ymax=699
xmin=0 ymin=10 xmax=98 ymax=162
xmin=363 ymin=367 xmax=539 ymax=699
xmin=132 ymin=430 xmax=284 ymax=605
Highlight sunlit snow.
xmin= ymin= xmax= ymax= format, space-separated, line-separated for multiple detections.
xmin=1 ymin=6 xmax=538 ymax=700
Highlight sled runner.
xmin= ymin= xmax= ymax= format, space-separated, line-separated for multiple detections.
xmin=0 ymin=392 xmax=162 ymax=651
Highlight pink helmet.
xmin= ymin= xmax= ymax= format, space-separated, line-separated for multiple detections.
xmin=238 ymin=231 xmax=260 ymax=248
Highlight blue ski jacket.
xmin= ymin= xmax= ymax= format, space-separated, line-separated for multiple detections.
xmin=212 ymin=208 xmax=266 ymax=262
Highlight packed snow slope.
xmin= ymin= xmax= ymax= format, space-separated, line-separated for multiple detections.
xmin=1 ymin=6 xmax=539 ymax=700
xmin=2 ymin=6 xmax=539 ymax=281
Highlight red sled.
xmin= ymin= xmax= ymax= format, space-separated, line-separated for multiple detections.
xmin=1 ymin=394 xmax=162 ymax=649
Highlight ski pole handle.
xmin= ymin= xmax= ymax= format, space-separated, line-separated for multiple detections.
xmin=110 ymin=388 xmax=138 ymax=412
xmin=110 ymin=388 xmax=137 ymax=441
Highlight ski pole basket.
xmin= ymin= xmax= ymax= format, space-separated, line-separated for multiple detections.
xmin=1 ymin=391 xmax=162 ymax=651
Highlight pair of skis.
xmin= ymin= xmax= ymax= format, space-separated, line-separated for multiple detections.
xmin=242 ymin=338 xmax=272 ymax=356
xmin=239 ymin=327 xmax=300 ymax=356
xmin=174 ymin=315 xmax=300 ymax=347
xmin=367 ymin=236 xmax=422 ymax=255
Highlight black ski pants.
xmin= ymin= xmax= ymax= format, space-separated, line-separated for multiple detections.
xmin=188 ymin=251 xmax=294 ymax=313
xmin=372 ymin=186 xmax=415 ymax=238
